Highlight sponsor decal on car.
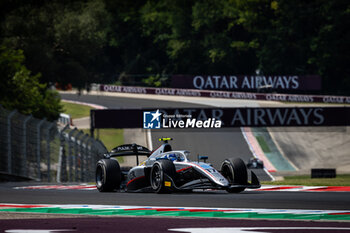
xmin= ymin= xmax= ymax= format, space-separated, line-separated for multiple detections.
xmin=164 ymin=181 xmax=172 ymax=187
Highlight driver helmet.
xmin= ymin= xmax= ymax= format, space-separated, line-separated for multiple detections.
xmin=167 ymin=153 xmax=177 ymax=161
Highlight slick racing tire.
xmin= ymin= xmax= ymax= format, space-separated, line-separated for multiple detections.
xmin=150 ymin=160 xmax=176 ymax=194
xmin=221 ymin=158 xmax=248 ymax=193
xmin=96 ymin=159 xmax=121 ymax=192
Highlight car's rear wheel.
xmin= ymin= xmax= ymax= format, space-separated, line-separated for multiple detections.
xmin=96 ymin=159 xmax=121 ymax=192
xmin=150 ymin=160 xmax=176 ymax=193
xmin=221 ymin=158 xmax=248 ymax=193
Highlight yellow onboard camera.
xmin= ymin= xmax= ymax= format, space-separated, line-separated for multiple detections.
xmin=159 ymin=137 xmax=173 ymax=143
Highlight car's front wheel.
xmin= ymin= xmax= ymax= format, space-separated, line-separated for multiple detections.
xmin=221 ymin=158 xmax=248 ymax=193
xmin=150 ymin=160 xmax=176 ymax=193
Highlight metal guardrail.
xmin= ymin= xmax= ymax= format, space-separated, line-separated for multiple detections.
xmin=0 ymin=105 xmax=106 ymax=182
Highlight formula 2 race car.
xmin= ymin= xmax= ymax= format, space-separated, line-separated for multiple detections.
xmin=96 ymin=138 xmax=260 ymax=193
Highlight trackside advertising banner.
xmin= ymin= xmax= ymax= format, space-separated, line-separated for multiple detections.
xmin=100 ymin=84 xmax=350 ymax=104
xmin=171 ymin=75 xmax=321 ymax=91
xmin=91 ymin=107 xmax=350 ymax=129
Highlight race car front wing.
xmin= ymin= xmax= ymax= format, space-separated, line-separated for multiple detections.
xmin=167 ymin=170 xmax=261 ymax=191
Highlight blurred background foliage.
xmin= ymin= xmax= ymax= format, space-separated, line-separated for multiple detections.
xmin=0 ymin=0 xmax=349 ymax=119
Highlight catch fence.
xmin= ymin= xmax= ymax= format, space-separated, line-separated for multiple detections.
xmin=0 ymin=105 xmax=106 ymax=182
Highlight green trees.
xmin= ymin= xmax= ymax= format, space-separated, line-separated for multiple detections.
xmin=0 ymin=0 xmax=349 ymax=95
xmin=1 ymin=0 xmax=110 ymax=120
xmin=254 ymin=0 xmax=350 ymax=94
xmin=138 ymin=0 xmax=258 ymax=74
xmin=0 ymin=45 xmax=61 ymax=121
xmin=136 ymin=0 xmax=350 ymax=94
xmin=2 ymin=0 xmax=111 ymax=88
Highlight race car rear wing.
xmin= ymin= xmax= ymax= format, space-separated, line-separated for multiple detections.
xmin=104 ymin=143 xmax=151 ymax=164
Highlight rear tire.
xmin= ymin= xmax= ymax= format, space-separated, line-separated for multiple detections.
xmin=221 ymin=158 xmax=248 ymax=193
xmin=150 ymin=160 xmax=176 ymax=193
xmin=96 ymin=159 xmax=121 ymax=192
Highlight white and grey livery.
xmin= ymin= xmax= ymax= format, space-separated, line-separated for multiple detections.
xmin=96 ymin=138 xmax=260 ymax=193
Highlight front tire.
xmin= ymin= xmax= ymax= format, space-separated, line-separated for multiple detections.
xmin=150 ymin=160 xmax=176 ymax=193
xmin=96 ymin=159 xmax=121 ymax=192
xmin=221 ymin=158 xmax=248 ymax=193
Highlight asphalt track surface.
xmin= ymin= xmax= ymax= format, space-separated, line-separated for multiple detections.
xmin=151 ymin=128 xmax=254 ymax=169
xmin=60 ymin=93 xmax=208 ymax=108
xmin=1 ymin=182 xmax=350 ymax=210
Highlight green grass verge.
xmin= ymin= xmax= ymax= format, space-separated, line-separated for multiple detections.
xmin=62 ymin=101 xmax=124 ymax=153
xmin=255 ymin=136 xmax=271 ymax=153
xmin=82 ymin=129 xmax=124 ymax=151
xmin=262 ymin=174 xmax=350 ymax=186
xmin=62 ymin=101 xmax=92 ymax=119
xmin=61 ymin=101 xmax=126 ymax=164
